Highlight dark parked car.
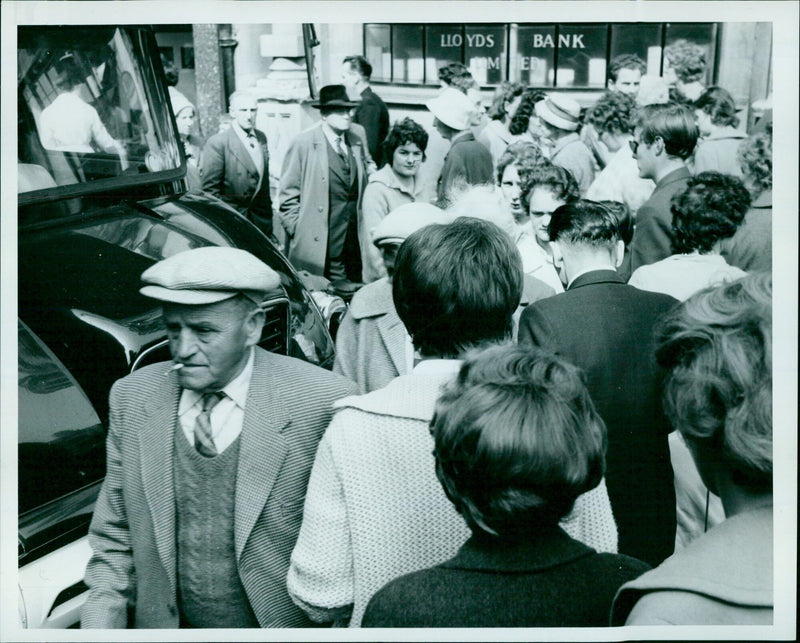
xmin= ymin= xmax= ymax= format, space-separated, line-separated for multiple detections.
xmin=17 ymin=25 xmax=335 ymax=628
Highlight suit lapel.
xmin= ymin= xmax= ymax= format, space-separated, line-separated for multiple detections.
xmin=312 ymin=125 xmax=329 ymax=192
xmin=234 ymin=349 xmax=290 ymax=561
xmin=140 ymin=373 xmax=181 ymax=595
xmin=228 ymin=128 xmax=259 ymax=175
xmin=346 ymin=130 xmax=365 ymax=189
xmin=377 ymin=307 xmax=407 ymax=374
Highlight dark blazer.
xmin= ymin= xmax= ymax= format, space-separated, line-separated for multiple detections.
xmin=201 ymin=126 xmax=273 ymax=237
xmin=354 ymin=86 xmax=389 ymax=167
xmin=629 ymin=166 xmax=691 ymax=272
xmin=437 ymin=131 xmax=494 ymax=207
xmin=363 ymin=529 xmax=650 ymax=627
xmin=518 ymin=270 xmax=679 ymax=567
xmin=82 ymin=348 xmax=356 ymax=628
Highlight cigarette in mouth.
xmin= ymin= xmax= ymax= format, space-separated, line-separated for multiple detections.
xmin=165 ymin=363 xmax=184 ymax=376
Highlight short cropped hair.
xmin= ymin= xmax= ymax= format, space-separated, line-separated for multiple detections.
xmin=381 ymin=117 xmax=429 ymax=167
xmin=670 ymin=172 xmax=751 ymax=254
xmin=609 ymin=54 xmax=647 ymax=82
xmin=495 ymin=140 xmax=547 ymax=186
xmin=664 ymin=39 xmax=707 ymax=84
xmin=655 ymin=273 xmax=772 ymax=492
xmin=548 ymin=199 xmax=624 ymax=248
xmin=738 ymin=132 xmax=772 ymax=194
xmin=393 ymin=218 xmax=522 ymax=358
xmin=343 ymin=54 xmax=372 ymax=80
xmin=438 ymin=62 xmax=472 ymax=86
xmin=520 ymin=163 xmax=580 ymax=212
xmin=586 ymin=91 xmax=637 ymax=135
xmin=694 ymin=86 xmax=739 ymax=128
xmin=486 ymin=81 xmax=525 ymax=121
xmin=509 ymin=89 xmax=548 ymax=136
xmin=431 ymin=344 xmax=606 ymax=538
xmin=597 ymin=200 xmax=634 ymax=246
xmin=636 ymin=103 xmax=698 ymax=160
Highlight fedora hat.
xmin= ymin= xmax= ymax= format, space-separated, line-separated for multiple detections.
xmin=535 ymin=94 xmax=582 ymax=131
xmin=311 ymin=84 xmax=360 ymax=109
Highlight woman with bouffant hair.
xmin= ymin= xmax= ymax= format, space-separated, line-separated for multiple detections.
xmin=363 ymin=345 xmax=649 ymax=627
xmin=613 ymin=273 xmax=773 ymax=625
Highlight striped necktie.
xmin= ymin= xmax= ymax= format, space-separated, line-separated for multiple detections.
xmin=194 ymin=391 xmax=225 ymax=457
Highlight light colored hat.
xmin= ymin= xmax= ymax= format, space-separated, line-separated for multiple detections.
xmin=168 ymin=86 xmax=195 ymax=118
xmin=425 ymin=87 xmax=476 ymax=131
xmin=140 ymin=247 xmax=280 ymax=305
xmin=372 ymin=202 xmax=452 ymax=247
xmin=535 ymin=94 xmax=582 ymax=131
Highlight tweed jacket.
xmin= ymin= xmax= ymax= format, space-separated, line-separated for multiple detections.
xmin=551 ymin=132 xmax=596 ymax=196
xmin=81 ymin=348 xmax=356 ymax=628
xmin=278 ymin=122 xmax=369 ymax=276
xmin=437 ymin=131 xmax=494 ymax=207
xmin=363 ymin=529 xmax=650 ymax=627
xmin=629 ymin=166 xmax=692 ymax=272
xmin=518 ymin=270 xmax=679 ymax=567
xmin=354 ymin=86 xmax=390 ymax=167
xmin=287 ymin=363 xmax=620 ymax=628
xmin=612 ymin=505 xmax=773 ymax=625
xmin=720 ymin=190 xmax=772 ymax=273
xmin=332 ymin=278 xmax=408 ymax=394
xmin=201 ymin=126 xmax=273 ymax=237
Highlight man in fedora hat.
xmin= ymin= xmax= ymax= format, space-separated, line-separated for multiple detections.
xmin=202 ymin=91 xmax=274 ymax=238
xmin=82 ymin=247 xmax=356 ymax=628
xmin=426 ymin=86 xmax=494 ymax=208
xmin=535 ymin=94 xmax=596 ymax=195
xmin=279 ymin=84 xmax=374 ymax=286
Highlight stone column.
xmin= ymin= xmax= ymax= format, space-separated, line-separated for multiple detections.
xmin=192 ymin=24 xmax=225 ymax=138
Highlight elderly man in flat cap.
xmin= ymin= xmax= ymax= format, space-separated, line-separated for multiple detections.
xmin=81 ymin=247 xmax=356 ymax=629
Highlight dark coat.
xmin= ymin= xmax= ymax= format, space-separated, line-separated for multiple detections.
xmin=437 ymin=131 xmax=494 ymax=207
xmin=720 ymin=189 xmax=772 ymax=273
xmin=201 ymin=127 xmax=273 ymax=237
xmin=354 ymin=86 xmax=390 ymax=167
xmin=517 ymin=270 xmax=679 ymax=567
xmin=629 ymin=166 xmax=691 ymax=272
xmin=362 ymin=529 xmax=650 ymax=627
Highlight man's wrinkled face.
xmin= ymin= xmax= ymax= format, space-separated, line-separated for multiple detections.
xmin=230 ymin=94 xmax=257 ymax=132
xmin=609 ymin=68 xmax=642 ymax=96
xmin=163 ymin=298 xmax=261 ymax=393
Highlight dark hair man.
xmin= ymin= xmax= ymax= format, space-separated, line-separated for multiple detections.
xmin=518 ymin=200 xmax=679 ymax=568
xmin=81 ymin=247 xmax=356 ymax=628
xmin=629 ymin=103 xmax=699 ymax=271
xmin=342 ymin=55 xmax=390 ymax=167
xmin=608 ymin=54 xmax=647 ymax=96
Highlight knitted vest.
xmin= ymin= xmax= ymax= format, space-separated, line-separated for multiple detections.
xmin=174 ymin=430 xmax=259 ymax=628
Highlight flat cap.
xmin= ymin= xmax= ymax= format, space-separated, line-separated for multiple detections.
xmin=140 ymin=247 xmax=280 ymax=305
xmin=372 ymin=202 xmax=453 ymax=247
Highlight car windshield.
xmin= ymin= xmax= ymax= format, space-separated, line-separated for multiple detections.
xmin=18 ymin=26 xmax=181 ymax=199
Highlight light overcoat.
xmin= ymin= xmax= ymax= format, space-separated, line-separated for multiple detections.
xmin=81 ymin=347 xmax=356 ymax=628
xmin=278 ymin=123 xmax=369 ymax=276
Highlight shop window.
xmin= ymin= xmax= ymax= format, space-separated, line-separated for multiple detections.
xmin=665 ymin=23 xmax=718 ymax=85
xmin=556 ymin=24 xmax=607 ymax=87
xmin=392 ymin=24 xmax=424 ymax=84
xmin=610 ymin=23 xmax=663 ymax=76
xmin=365 ymin=24 xmax=391 ymax=82
xmin=425 ymin=24 xmax=463 ymax=82
xmin=513 ymin=25 xmax=556 ymax=86
xmin=465 ymin=25 xmax=506 ymax=85
xmin=180 ymin=46 xmax=194 ymax=70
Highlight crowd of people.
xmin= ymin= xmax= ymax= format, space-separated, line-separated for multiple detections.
xmin=81 ymin=49 xmax=774 ymax=629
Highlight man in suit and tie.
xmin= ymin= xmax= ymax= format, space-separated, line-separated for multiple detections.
xmin=202 ymin=91 xmax=274 ymax=237
xmin=629 ymin=103 xmax=698 ymax=272
xmin=517 ymin=200 xmax=679 ymax=568
xmin=81 ymin=247 xmax=356 ymax=628
xmin=341 ymin=55 xmax=390 ymax=167
xmin=278 ymin=85 xmax=371 ymax=285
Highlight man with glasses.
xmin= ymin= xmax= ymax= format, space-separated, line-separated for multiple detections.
xmin=628 ymin=103 xmax=698 ymax=272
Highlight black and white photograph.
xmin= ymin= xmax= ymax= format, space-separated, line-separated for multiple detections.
xmin=1 ymin=1 xmax=796 ymax=640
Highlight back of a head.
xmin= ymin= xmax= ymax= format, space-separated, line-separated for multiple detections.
xmin=487 ymin=81 xmax=525 ymax=121
xmin=548 ymin=199 xmax=623 ymax=249
xmin=664 ymin=39 xmax=707 ymax=84
xmin=343 ymin=54 xmax=372 ymax=81
xmin=520 ymin=162 xmax=580 ymax=212
xmin=670 ymin=171 xmax=751 ymax=254
xmin=446 ymin=184 xmax=516 ymax=239
xmin=694 ymin=86 xmax=739 ymax=128
xmin=438 ymin=62 xmax=472 ymax=87
xmin=430 ymin=343 xmax=606 ymax=539
xmin=637 ymin=102 xmax=698 ymax=160
xmin=393 ymin=218 xmax=522 ymax=358
xmin=508 ymin=89 xmax=548 ymax=136
xmin=636 ymin=75 xmax=670 ymax=107
xmin=738 ymin=132 xmax=772 ymax=195
xmin=655 ymin=273 xmax=772 ymax=493
xmin=587 ymin=91 xmax=637 ymax=136
xmin=597 ymin=200 xmax=634 ymax=246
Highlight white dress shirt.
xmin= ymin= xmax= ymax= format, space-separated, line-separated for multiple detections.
xmin=178 ymin=347 xmax=255 ymax=454
xmin=232 ymin=121 xmax=264 ymax=177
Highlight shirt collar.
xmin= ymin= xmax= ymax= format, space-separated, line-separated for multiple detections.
xmin=321 ymin=121 xmax=346 ymax=149
xmin=412 ymin=358 xmax=462 ymax=376
xmin=232 ymin=120 xmax=256 ymax=145
xmin=178 ymin=346 xmax=255 ymax=414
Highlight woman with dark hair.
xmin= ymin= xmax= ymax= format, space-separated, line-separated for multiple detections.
xmin=692 ymin=86 xmax=746 ymax=175
xmin=613 ymin=273 xmax=773 ymax=625
xmin=663 ymin=39 xmax=707 ymax=103
xmin=629 ymin=171 xmax=750 ymax=301
xmin=363 ymin=344 xmax=649 ymax=627
xmin=359 ymin=117 xmax=429 ymax=282
xmin=288 ymin=218 xmax=618 ymax=627
xmin=478 ymin=81 xmax=525 ymax=166
xmin=495 ymin=140 xmax=547 ymax=227
xmin=508 ymin=88 xmax=550 ymax=152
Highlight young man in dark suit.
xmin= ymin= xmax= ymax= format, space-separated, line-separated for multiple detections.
xmin=518 ymin=200 xmax=679 ymax=568
xmin=342 ymin=55 xmax=390 ymax=167
xmin=629 ymin=103 xmax=698 ymax=272
xmin=202 ymin=91 xmax=273 ymax=237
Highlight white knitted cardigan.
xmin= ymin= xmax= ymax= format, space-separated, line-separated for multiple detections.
xmin=287 ymin=368 xmax=619 ymax=628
